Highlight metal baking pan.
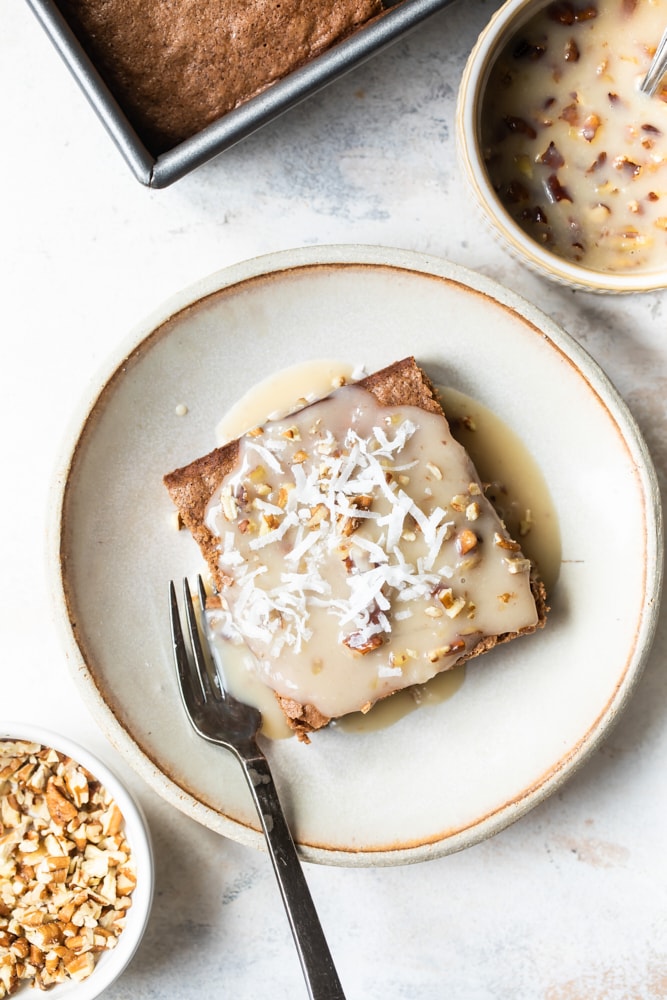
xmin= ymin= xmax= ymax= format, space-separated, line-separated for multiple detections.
xmin=26 ymin=0 xmax=458 ymax=188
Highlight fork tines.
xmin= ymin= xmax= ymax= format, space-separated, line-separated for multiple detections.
xmin=169 ymin=575 xmax=217 ymax=709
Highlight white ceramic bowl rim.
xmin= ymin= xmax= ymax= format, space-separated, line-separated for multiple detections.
xmin=456 ymin=0 xmax=667 ymax=293
xmin=0 ymin=722 xmax=154 ymax=1000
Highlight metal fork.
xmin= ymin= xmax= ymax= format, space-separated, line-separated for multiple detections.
xmin=640 ymin=26 xmax=667 ymax=97
xmin=169 ymin=576 xmax=346 ymax=1000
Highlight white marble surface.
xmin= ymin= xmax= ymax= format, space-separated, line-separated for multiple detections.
xmin=3 ymin=1 xmax=667 ymax=997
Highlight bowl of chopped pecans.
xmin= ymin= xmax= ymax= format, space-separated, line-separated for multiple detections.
xmin=0 ymin=724 xmax=153 ymax=998
xmin=456 ymin=0 xmax=667 ymax=292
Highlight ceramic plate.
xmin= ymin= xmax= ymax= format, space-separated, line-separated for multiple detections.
xmin=51 ymin=245 xmax=662 ymax=866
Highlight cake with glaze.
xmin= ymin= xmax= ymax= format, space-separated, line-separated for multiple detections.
xmin=164 ymin=357 xmax=548 ymax=740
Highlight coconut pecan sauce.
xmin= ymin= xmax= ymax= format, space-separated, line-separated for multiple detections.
xmin=482 ymin=0 xmax=667 ymax=272
xmin=204 ymin=385 xmax=538 ymax=720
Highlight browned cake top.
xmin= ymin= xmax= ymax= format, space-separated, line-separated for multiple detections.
xmin=58 ymin=0 xmax=384 ymax=153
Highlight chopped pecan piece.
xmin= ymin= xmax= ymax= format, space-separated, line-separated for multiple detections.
xmin=343 ymin=631 xmax=384 ymax=654
xmin=580 ymin=113 xmax=601 ymax=142
xmin=613 ymin=155 xmax=641 ymax=178
xmin=564 ymin=38 xmax=579 ymax=62
xmin=513 ymin=37 xmax=547 ymax=60
xmin=540 ymin=141 xmax=565 ymax=168
xmin=504 ymin=115 xmax=538 ymax=140
xmin=559 ymin=102 xmax=580 ymax=125
xmin=545 ymin=174 xmax=573 ymax=203
xmin=456 ymin=529 xmax=478 ymax=555
xmin=586 ymin=151 xmax=607 ymax=173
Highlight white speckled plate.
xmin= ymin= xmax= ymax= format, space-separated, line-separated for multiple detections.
xmin=50 ymin=245 xmax=662 ymax=866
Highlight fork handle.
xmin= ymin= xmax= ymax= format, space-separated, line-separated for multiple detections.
xmin=237 ymin=746 xmax=347 ymax=1000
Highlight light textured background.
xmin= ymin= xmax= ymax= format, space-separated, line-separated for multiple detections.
xmin=3 ymin=1 xmax=667 ymax=997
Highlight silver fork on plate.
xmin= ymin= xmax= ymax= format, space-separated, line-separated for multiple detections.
xmin=169 ymin=576 xmax=346 ymax=1000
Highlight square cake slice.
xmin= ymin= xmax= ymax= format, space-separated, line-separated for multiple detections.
xmin=164 ymin=357 xmax=547 ymax=740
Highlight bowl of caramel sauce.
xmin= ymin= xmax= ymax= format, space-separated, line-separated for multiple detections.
xmin=457 ymin=0 xmax=667 ymax=291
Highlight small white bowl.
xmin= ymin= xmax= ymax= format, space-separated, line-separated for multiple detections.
xmin=456 ymin=0 xmax=667 ymax=292
xmin=0 ymin=723 xmax=154 ymax=999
